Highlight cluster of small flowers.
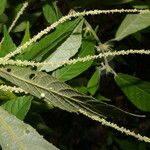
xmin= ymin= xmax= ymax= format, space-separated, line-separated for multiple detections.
xmin=79 ymin=109 xmax=150 ymax=143
xmin=0 ymin=85 xmax=27 ymax=94
xmin=0 ymin=49 xmax=150 ymax=68
xmin=4 ymin=8 xmax=150 ymax=60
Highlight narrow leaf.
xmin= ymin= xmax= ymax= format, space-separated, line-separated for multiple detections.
xmin=115 ymin=73 xmax=150 ymax=111
xmin=40 ymin=19 xmax=83 ymax=72
xmin=2 ymin=96 xmax=32 ymax=120
xmin=0 ymin=26 xmax=16 ymax=57
xmin=52 ymin=39 xmax=95 ymax=81
xmin=87 ymin=68 xmax=101 ymax=95
xmin=0 ymin=107 xmax=59 ymax=150
xmin=0 ymin=66 xmax=143 ymax=118
xmin=115 ymin=12 xmax=150 ymax=41
xmin=21 ymin=22 xmax=30 ymax=45
xmin=16 ymin=22 xmax=32 ymax=60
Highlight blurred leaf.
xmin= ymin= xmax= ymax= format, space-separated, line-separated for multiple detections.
xmin=52 ymin=38 xmax=95 ymax=81
xmin=42 ymin=1 xmax=62 ymax=24
xmin=87 ymin=68 xmax=101 ymax=95
xmin=115 ymin=12 xmax=150 ymax=41
xmin=25 ymin=112 xmax=53 ymax=136
xmin=12 ymin=12 xmax=41 ymax=32
xmin=0 ymin=13 xmax=8 ymax=23
xmin=19 ymin=18 xmax=82 ymax=61
xmin=0 ymin=0 xmax=6 ymax=15
xmin=2 ymin=96 xmax=32 ymax=120
xmin=96 ymin=95 xmax=110 ymax=102
xmin=132 ymin=32 xmax=142 ymax=42
xmin=0 ymin=26 xmax=16 ymax=57
xmin=16 ymin=22 xmax=32 ymax=60
xmin=115 ymin=73 xmax=150 ymax=111
xmin=40 ymin=19 xmax=83 ymax=72
xmin=115 ymin=138 xmax=147 ymax=150
xmin=0 ymin=89 xmax=16 ymax=101
xmin=131 ymin=1 xmax=150 ymax=9
xmin=115 ymin=139 xmax=138 ymax=150
xmin=0 ymin=107 xmax=59 ymax=150
xmin=74 ymin=86 xmax=88 ymax=94
xmin=21 ymin=22 xmax=30 ymax=45
xmin=0 ymin=66 xmax=144 ymax=118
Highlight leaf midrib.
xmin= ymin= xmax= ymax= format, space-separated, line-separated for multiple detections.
xmin=0 ymin=69 xmax=86 ymax=106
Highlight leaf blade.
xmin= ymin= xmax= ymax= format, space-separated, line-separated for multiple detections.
xmin=42 ymin=1 xmax=62 ymax=24
xmin=2 ymin=96 xmax=32 ymax=120
xmin=52 ymin=39 xmax=95 ymax=81
xmin=0 ymin=107 xmax=59 ymax=150
xmin=0 ymin=0 xmax=6 ymax=15
xmin=87 ymin=68 xmax=101 ymax=95
xmin=40 ymin=19 xmax=83 ymax=72
xmin=115 ymin=12 xmax=150 ymax=41
xmin=0 ymin=26 xmax=16 ymax=57
xmin=115 ymin=73 xmax=150 ymax=111
xmin=0 ymin=66 xmax=143 ymax=118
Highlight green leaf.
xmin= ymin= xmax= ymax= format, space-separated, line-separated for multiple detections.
xmin=12 ymin=12 xmax=41 ymax=33
xmin=21 ymin=22 xmax=30 ymax=45
xmin=40 ymin=19 xmax=83 ymax=72
xmin=16 ymin=22 xmax=31 ymax=60
xmin=0 ymin=89 xmax=16 ymax=101
xmin=74 ymin=86 xmax=88 ymax=94
xmin=96 ymin=95 xmax=110 ymax=102
xmin=20 ymin=18 xmax=82 ymax=61
xmin=131 ymin=1 xmax=150 ymax=9
xmin=115 ymin=12 xmax=150 ymax=41
xmin=42 ymin=1 xmax=62 ymax=24
xmin=115 ymin=73 xmax=150 ymax=111
xmin=0 ymin=66 xmax=143 ymax=118
xmin=52 ymin=39 xmax=95 ymax=81
xmin=2 ymin=96 xmax=32 ymax=120
xmin=0 ymin=26 xmax=16 ymax=57
xmin=0 ymin=0 xmax=6 ymax=16
xmin=87 ymin=68 xmax=101 ymax=95
xmin=0 ymin=107 xmax=59 ymax=150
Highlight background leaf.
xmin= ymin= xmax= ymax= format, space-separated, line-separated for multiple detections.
xmin=0 ymin=89 xmax=16 ymax=101
xmin=115 ymin=73 xmax=150 ymax=111
xmin=114 ymin=12 xmax=150 ymax=41
xmin=20 ymin=22 xmax=30 ymax=45
xmin=0 ymin=0 xmax=6 ymax=16
xmin=0 ymin=26 xmax=16 ymax=57
xmin=2 ymin=96 xmax=32 ymax=120
xmin=12 ymin=12 xmax=41 ymax=33
xmin=87 ymin=68 xmax=101 ymax=95
xmin=40 ymin=19 xmax=83 ymax=72
xmin=0 ymin=107 xmax=59 ymax=150
xmin=42 ymin=1 xmax=62 ymax=24
xmin=52 ymin=38 xmax=95 ymax=81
